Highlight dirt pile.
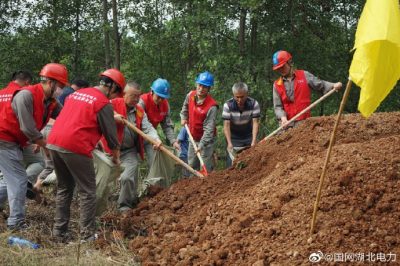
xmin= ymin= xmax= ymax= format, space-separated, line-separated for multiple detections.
xmin=101 ymin=112 xmax=400 ymax=265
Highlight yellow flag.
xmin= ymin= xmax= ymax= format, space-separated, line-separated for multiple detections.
xmin=349 ymin=0 xmax=400 ymax=117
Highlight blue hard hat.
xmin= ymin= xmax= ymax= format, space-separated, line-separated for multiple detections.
xmin=195 ymin=71 xmax=214 ymax=87
xmin=151 ymin=78 xmax=171 ymax=99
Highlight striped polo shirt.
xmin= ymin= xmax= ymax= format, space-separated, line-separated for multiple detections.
xmin=222 ymin=97 xmax=260 ymax=147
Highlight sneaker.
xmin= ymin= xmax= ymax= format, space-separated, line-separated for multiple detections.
xmin=80 ymin=233 xmax=98 ymax=244
xmin=118 ymin=206 xmax=132 ymax=213
xmin=0 ymin=208 xmax=7 ymax=220
xmin=52 ymin=231 xmax=73 ymax=243
xmin=7 ymin=222 xmax=29 ymax=232
xmin=26 ymin=181 xmax=36 ymax=200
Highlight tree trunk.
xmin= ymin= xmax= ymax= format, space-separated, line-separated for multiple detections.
xmin=250 ymin=11 xmax=258 ymax=82
xmin=50 ymin=0 xmax=60 ymax=62
xmin=72 ymin=0 xmax=81 ymax=74
xmin=185 ymin=2 xmax=194 ymax=85
xmin=156 ymin=0 xmax=164 ymax=75
xmin=102 ymin=0 xmax=111 ymax=69
xmin=112 ymin=0 xmax=120 ymax=69
xmin=239 ymin=7 xmax=246 ymax=58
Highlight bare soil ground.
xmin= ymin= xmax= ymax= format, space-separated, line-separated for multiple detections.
xmin=100 ymin=112 xmax=400 ymax=265
xmin=1 ymin=112 xmax=399 ymax=265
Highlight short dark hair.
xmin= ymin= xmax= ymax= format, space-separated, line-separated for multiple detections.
xmin=11 ymin=70 xmax=32 ymax=82
xmin=99 ymin=76 xmax=122 ymax=94
xmin=71 ymin=79 xmax=89 ymax=88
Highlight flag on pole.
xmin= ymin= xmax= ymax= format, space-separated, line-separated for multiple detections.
xmin=349 ymin=0 xmax=400 ymax=117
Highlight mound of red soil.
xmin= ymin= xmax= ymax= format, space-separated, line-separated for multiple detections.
xmin=101 ymin=112 xmax=400 ymax=265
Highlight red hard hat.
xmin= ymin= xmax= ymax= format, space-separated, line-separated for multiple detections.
xmin=100 ymin=68 xmax=126 ymax=89
xmin=39 ymin=63 xmax=68 ymax=85
xmin=272 ymin=50 xmax=292 ymax=70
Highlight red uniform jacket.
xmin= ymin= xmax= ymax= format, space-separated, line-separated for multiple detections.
xmin=140 ymin=92 xmax=169 ymax=128
xmin=101 ymin=97 xmax=145 ymax=160
xmin=47 ymin=88 xmax=109 ymax=157
xmin=188 ymin=90 xmax=217 ymax=141
xmin=274 ymin=70 xmax=311 ymax=121
xmin=0 ymin=83 xmax=56 ymax=147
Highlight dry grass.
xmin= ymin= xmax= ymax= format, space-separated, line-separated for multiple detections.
xmin=0 ymin=186 xmax=139 ymax=266
xmin=0 ymin=235 xmax=131 ymax=266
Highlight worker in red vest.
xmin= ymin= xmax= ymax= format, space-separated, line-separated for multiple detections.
xmin=272 ymin=50 xmax=342 ymax=128
xmin=180 ymin=71 xmax=218 ymax=174
xmin=139 ymin=78 xmax=179 ymax=166
xmin=47 ymin=68 xmax=122 ymax=242
xmin=0 ymin=70 xmax=47 ymax=201
xmin=3 ymin=71 xmax=33 ymax=90
xmin=0 ymin=63 xmax=67 ymax=231
xmin=103 ymin=81 xmax=161 ymax=212
xmin=0 ymin=70 xmax=41 ymax=207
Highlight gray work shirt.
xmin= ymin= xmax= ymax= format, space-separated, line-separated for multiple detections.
xmin=120 ymin=105 xmax=160 ymax=151
xmin=12 ymin=90 xmax=62 ymax=142
xmin=138 ymin=98 xmax=176 ymax=145
xmin=180 ymin=92 xmax=218 ymax=150
xmin=272 ymin=70 xmax=335 ymax=119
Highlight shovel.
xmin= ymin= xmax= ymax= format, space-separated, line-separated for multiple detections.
xmin=184 ymin=124 xmax=208 ymax=177
xmin=122 ymin=119 xmax=204 ymax=178
xmin=227 ymin=146 xmax=251 ymax=162
xmin=261 ymin=88 xmax=337 ymax=143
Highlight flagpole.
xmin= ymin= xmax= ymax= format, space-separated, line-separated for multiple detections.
xmin=310 ymin=78 xmax=353 ymax=235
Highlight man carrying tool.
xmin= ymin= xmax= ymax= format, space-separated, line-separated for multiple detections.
xmin=272 ymin=50 xmax=342 ymax=128
xmin=139 ymin=78 xmax=180 ymax=166
xmin=0 ymin=63 xmax=67 ymax=231
xmin=180 ymin=71 xmax=218 ymax=175
xmin=47 ymin=68 xmax=122 ymax=242
xmin=222 ymin=82 xmax=260 ymax=167
xmin=102 ymin=81 xmax=161 ymax=212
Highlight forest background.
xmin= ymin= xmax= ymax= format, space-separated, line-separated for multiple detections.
xmin=0 ymin=0 xmax=398 ymax=144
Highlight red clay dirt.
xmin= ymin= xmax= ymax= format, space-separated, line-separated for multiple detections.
xmin=101 ymin=112 xmax=400 ymax=265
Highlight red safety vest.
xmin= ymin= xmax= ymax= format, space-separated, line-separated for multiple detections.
xmin=0 ymin=83 xmax=56 ymax=147
xmin=3 ymin=81 xmax=20 ymax=91
xmin=100 ymin=98 xmax=145 ymax=160
xmin=47 ymin=87 xmax=110 ymax=157
xmin=140 ymin=92 xmax=169 ymax=128
xmin=188 ymin=90 xmax=218 ymax=141
xmin=274 ymin=70 xmax=311 ymax=121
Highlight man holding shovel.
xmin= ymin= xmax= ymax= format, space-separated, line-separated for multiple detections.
xmin=180 ymin=71 xmax=218 ymax=175
xmin=222 ymin=82 xmax=260 ymax=167
xmin=272 ymin=50 xmax=342 ymax=128
xmin=139 ymin=78 xmax=180 ymax=166
xmin=102 ymin=81 xmax=161 ymax=212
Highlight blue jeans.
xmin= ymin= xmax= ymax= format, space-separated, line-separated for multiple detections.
xmin=0 ymin=145 xmax=27 ymax=226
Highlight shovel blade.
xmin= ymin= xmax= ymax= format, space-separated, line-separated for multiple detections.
xmin=200 ymin=165 xmax=208 ymax=177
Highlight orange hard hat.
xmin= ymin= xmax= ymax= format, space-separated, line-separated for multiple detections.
xmin=272 ymin=50 xmax=292 ymax=70
xmin=40 ymin=63 xmax=68 ymax=85
xmin=100 ymin=68 xmax=126 ymax=89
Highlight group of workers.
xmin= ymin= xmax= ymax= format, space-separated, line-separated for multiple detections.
xmin=0 ymin=50 xmax=342 ymax=242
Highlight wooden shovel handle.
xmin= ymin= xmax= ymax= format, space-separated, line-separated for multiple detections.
xmin=122 ymin=119 xmax=204 ymax=178
xmin=184 ymin=124 xmax=207 ymax=168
